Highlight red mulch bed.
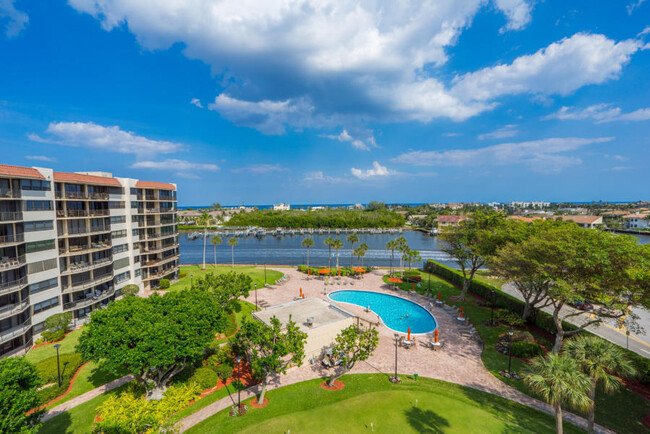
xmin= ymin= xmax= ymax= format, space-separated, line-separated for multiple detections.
xmin=621 ymin=378 xmax=650 ymax=401
xmin=250 ymin=397 xmax=269 ymax=408
xmin=320 ymin=380 xmax=345 ymax=391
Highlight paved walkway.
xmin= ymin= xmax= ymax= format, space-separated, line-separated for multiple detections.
xmin=40 ymin=374 xmax=134 ymax=422
xmin=179 ymin=267 xmax=613 ymax=433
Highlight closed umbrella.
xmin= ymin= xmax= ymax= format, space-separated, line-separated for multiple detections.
xmin=407 ymin=327 xmax=411 ymax=341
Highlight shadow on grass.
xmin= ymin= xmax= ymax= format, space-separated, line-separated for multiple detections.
xmin=404 ymin=406 xmax=449 ymax=433
xmin=40 ymin=408 xmax=72 ymax=434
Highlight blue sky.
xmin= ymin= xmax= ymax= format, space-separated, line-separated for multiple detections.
xmin=0 ymin=0 xmax=648 ymax=206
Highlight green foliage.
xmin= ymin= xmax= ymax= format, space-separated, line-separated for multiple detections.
xmin=207 ymin=345 xmax=233 ymax=367
xmin=159 ymin=278 xmax=170 ymax=289
xmin=402 ymin=270 xmax=422 ymax=282
xmin=41 ymin=328 xmax=65 ymax=343
xmin=224 ymin=208 xmax=405 ymax=229
xmin=45 ymin=312 xmax=72 ymax=334
xmin=190 ymin=367 xmax=218 ymax=390
xmin=495 ymin=309 xmax=526 ymax=327
xmin=511 ymin=331 xmax=535 ymax=344
xmin=210 ymin=363 xmax=234 ymax=381
xmin=0 ymin=357 xmax=43 ymax=433
xmin=330 ymin=326 xmax=379 ymax=383
xmin=510 ymin=342 xmax=543 ymax=358
xmin=35 ymin=353 xmax=85 ymax=404
xmin=76 ymin=289 xmax=227 ymax=399
xmin=178 ymin=271 xmax=187 ymax=279
xmin=34 ymin=337 xmax=46 ymax=345
xmin=120 ymin=284 xmax=139 ymax=297
xmin=193 ymin=272 xmax=252 ymax=310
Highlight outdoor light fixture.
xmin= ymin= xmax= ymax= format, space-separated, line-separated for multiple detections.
xmin=235 ymin=355 xmax=242 ymax=411
xmin=254 ymin=283 xmax=258 ymax=310
xmin=507 ymin=328 xmax=514 ymax=374
xmin=393 ymin=333 xmax=400 ymax=382
xmin=54 ymin=343 xmax=62 ymax=387
xmin=190 ymin=274 xmax=194 ymax=288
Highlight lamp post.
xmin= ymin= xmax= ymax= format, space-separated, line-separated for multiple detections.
xmin=235 ymin=355 xmax=242 ymax=412
xmin=392 ymin=333 xmax=399 ymax=382
xmin=626 ymin=330 xmax=630 ymax=349
xmin=427 ymin=271 xmax=431 ymax=292
xmin=190 ymin=274 xmax=193 ymax=289
xmin=54 ymin=343 xmax=62 ymax=387
xmin=264 ymin=263 xmax=267 ymax=286
xmin=490 ymin=290 xmax=495 ymax=326
xmin=254 ymin=283 xmax=258 ymax=310
xmin=507 ymin=328 xmax=514 ymax=374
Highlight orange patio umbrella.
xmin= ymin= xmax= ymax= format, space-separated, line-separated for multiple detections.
xmin=338 ymin=270 xmax=341 ymax=276
xmin=308 ymin=269 xmax=310 ymax=276
xmin=437 ymin=292 xmax=441 ymax=302
xmin=299 ymin=287 xmax=303 ymax=297
xmin=387 ymin=277 xmax=403 ymax=283
xmin=459 ymin=307 xmax=464 ymax=319
xmin=318 ymin=269 xmax=331 ymax=274
xmin=412 ymin=282 xmax=415 ymax=291
xmin=434 ymin=329 xmax=439 ymax=343
xmin=353 ymin=267 xmax=365 ymax=273
xmin=407 ymin=327 xmax=411 ymax=341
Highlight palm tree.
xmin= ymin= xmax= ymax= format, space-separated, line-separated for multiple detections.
xmin=406 ymin=249 xmax=421 ymax=270
xmin=198 ymin=212 xmax=212 ymax=270
xmin=331 ymin=238 xmax=344 ymax=273
xmin=358 ymin=243 xmax=368 ymax=266
xmin=395 ymin=236 xmax=407 ymax=274
xmin=301 ymin=237 xmax=314 ymax=270
xmin=525 ymin=353 xmax=591 ymax=434
xmin=346 ymin=233 xmax=359 ymax=267
xmin=210 ymin=235 xmax=222 ymax=269
xmin=228 ymin=237 xmax=238 ymax=268
xmin=386 ymin=240 xmax=398 ymax=275
xmin=565 ymin=335 xmax=637 ymax=433
xmin=355 ymin=246 xmax=367 ymax=267
xmin=324 ymin=237 xmax=334 ymax=269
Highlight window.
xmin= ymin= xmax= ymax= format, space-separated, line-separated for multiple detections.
xmin=131 ymin=215 xmax=139 ymax=223
xmin=134 ymin=256 xmax=140 ymax=263
xmin=33 ymin=296 xmax=59 ymax=314
xmin=33 ymin=321 xmax=46 ymax=334
xmin=131 ymin=202 xmax=138 ymax=209
xmin=132 ymin=229 xmax=138 ymax=236
xmin=27 ymin=258 xmax=57 ymax=274
xmin=112 ymin=244 xmax=128 ymax=254
xmin=113 ymin=257 xmax=130 ymax=270
xmin=110 ymin=215 xmax=126 ymax=224
xmin=108 ymin=201 xmax=125 ymax=209
xmin=29 ymin=277 xmax=58 ymax=294
xmin=24 ymin=220 xmax=54 ymax=232
xmin=114 ymin=271 xmax=130 ymax=284
xmin=130 ymin=188 xmax=138 ymax=195
xmin=111 ymin=230 xmax=127 ymax=239
xmin=24 ymin=200 xmax=52 ymax=211
xmin=135 ymin=269 xmax=141 ymax=277
xmin=21 ymin=179 xmax=50 ymax=191
xmin=26 ymin=239 xmax=55 ymax=253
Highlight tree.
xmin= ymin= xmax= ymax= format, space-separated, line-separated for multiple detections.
xmin=328 ymin=325 xmax=379 ymax=386
xmin=228 ymin=237 xmax=238 ymax=268
xmin=0 ymin=357 xmax=42 ymax=433
xmin=346 ymin=233 xmax=359 ymax=267
xmin=358 ymin=243 xmax=368 ymax=266
xmin=565 ymin=335 xmax=637 ymax=433
xmin=198 ymin=212 xmax=212 ymax=270
xmin=439 ymin=212 xmax=507 ymax=300
xmin=525 ymin=353 xmax=591 ymax=434
xmin=211 ymin=202 xmax=222 ymax=210
xmin=386 ymin=240 xmax=399 ymax=274
xmin=45 ymin=312 xmax=72 ymax=334
xmin=301 ymin=237 xmax=314 ymax=269
xmin=331 ymin=238 xmax=344 ymax=273
xmin=405 ymin=249 xmax=421 ymax=270
xmin=77 ymin=289 xmax=226 ymax=400
xmin=120 ymin=284 xmax=139 ymax=297
xmin=324 ymin=237 xmax=334 ymax=269
xmin=365 ymin=200 xmax=387 ymax=211
xmin=193 ymin=272 xmax=252 ymax=310
xmin=232 ymin=316 xmax=307 ymax=404
xmin=354 ymin=246 xmax=366 ymax=267
xmin=395 ymin=236 xmax=408 ymax=275
xmin=210 ymin=235 xmax=222 ymax=269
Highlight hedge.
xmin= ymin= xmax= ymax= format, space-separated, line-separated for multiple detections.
xmin=35 ymin=352 xmax=85 ymax=404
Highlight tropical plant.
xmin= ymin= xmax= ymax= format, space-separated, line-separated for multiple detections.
xmin=0 ymin=357 xmax=43 ymax=433
xmin=193 ymin=272 xmax=252 ymax=311
xmin=405 ymin=249 xmax=421 ymax=270
xmin=354 ymin=246 xmax=365 ymax=267
xmin=228 ymin=237 xmax=238 ymax=268
xmin=302 ymin=237 xmax=314 ymax=269
xmin=331 ymin=238 xmax=344 ymax=272
xmin=198 ymin=212 xmax=212 ymax=270
xmin=386 ymin=240 xmax=399 ymax=274
xmin=159 ymin=278 xmax=170 ymax=289
xmin=524 ymin=353 xmax=591 ymax=434
xmin=211 ymin=235 xmax=222 ymax=269
xmin=510 ymin=341 xmax=543 ymax=358
xmin=395 ymin=236 xmax=408 ymax=275
xmin=564 ymin=335 xmax=637 ymax=433
xmin=346 ymin=233 xmax=359 ymax=267
xmin=324 ymin=237 xmax=334 ymax=269
xmin=328 ymin=325 xmax=379 ymax=387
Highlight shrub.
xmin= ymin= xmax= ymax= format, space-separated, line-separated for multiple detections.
xmin=42 ymin=328 xmax=65 ymax=343
xmin=34 ymin=337 xmax=46 ymax=345
xmin=189 ymin=367 xmax=218 ymax=390
xmin=511 ymin=330 xmax=535 ymax=344
xmin=159 ymin=278 xmax=170 ymax=289
xmin=211 ymin=363 xmax=233 ymax=380
xmin=179 ymin=271 xmax=187 ymax=279
xmin=510 ymin=341 xmax=542 ymax=358
xmin=120 ymin=284 xmax=139 ymax=297
xmin=45 ymin=312 xmax=72 ymax=334
xmin=207 ymin=345 xmax=233 ymax=366
xmin=495 ymin=309 xmax=526 ymax=327
xmin=402 ymin=271 xmax=422 ymax=282
xmin=35 ymin=353 xmax=85 ymax=404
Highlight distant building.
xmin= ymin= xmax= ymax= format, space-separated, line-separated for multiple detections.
xmin=436 ymin=215 xmax=468 ymax=227
xmin=622 ymin=213 xmax=650 ymax=229
xmin=507 ymin=216 xmax=543 ymax=223
xmin=348 ymin=203 xmax=364 ymax=210
xmin=559 ymin=215 xmax=603 ymax=229
xmin=273 ymin=203 xmax=290 ymax=211
xmin=506 ymin=201 xmax=550 ymax=209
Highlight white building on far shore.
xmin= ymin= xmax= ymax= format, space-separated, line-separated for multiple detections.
xmin=273 ymin=203 xmax=290 ymax=211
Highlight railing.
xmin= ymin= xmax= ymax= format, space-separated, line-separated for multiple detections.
xmin=65 ymin=191 xmax=87 ymax=199
xmin=0 ymin=276 xmax=27 ymax=295
xmin=63 ymin=225 xmax=111 ymax=236
xmin=59 ymin=242 xmax=112 ymax=255
xmin=89 ymin=192 xmax=109 ymax=200
xmin=0 ymin=338 xmax=33 ymax=358
xmin=0 ymin=188 xmax=20 ymax=199
xmin=145 ymin=266 xmax=179 ymax=280
xmin=0 ymin=234 xmax=24 ymax=245
xmin=61 ymin=256 xmax=113 ymax=274
xmin=0 ymin=319 xmax=32 ymax=344
xmin=89 ymin=209 xmax=110 ymax=216
xmin=0 ymin=298 xmax=30 ymax=320
xmin=0 ymin=255 xmax=26 ymax=271
xmin=63 ymin=286 xmax=115 ymax=310
xmin=0 ymin=212 xmax=23 ymax=221
xmin=145 ymin=195 xmax=156 ymax=201
xmin=61 ymin=209 xmax=88 ymax=217
xmin=66 ymin=272 xmax=114 ymax=292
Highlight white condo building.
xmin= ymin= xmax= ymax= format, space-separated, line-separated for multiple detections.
xmin=0 ymin=164 xmax=179 ymax=358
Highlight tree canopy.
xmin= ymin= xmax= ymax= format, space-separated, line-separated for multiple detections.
xmin=0 ymin=357 xmax=43 ymax=433
xmin=224 ymin=209 xmax=404 ymax=228
xmin=77 ymin=289 xmax=226 ymax=400
xmin=193 ymin=271 xmax=252 ymax=310
xmin=328 ymin=325 xmax=379 ymax=386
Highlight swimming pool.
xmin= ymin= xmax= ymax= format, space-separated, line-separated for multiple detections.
xmin=328 ymin=290 xmax=437 ymax=334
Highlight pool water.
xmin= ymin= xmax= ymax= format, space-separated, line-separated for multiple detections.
xmin=328 ymin=290 xmax=437 ymax=334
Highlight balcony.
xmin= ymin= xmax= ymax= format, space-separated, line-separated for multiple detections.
xmin=63 ymin=286 xmax=115 ymax=310
xmin=143 ymin=265 xmax=179 ymax=281
xmin=60 ymin=225 xmax=111 ymax=238
xmin=0 ymin=276 xmax=28 ymax=296
xmin=0 ymin=298 xmax=30 ymax=320
xmin=89 ymin=192 xmax=109 ymax=200
xmin=61 ymin=256 xmax=113 ymax=275
xmin=142 ymin=254 xmax=178 ymax=268
xmin=0 ymin=255 xmax=26 ymax=271
xmin=0 ymin=211 xmax=23 ymax=222
xmin=59 ymin=241 xmax=112 ymax=256
xmin=0 ymin=188 xmax=21 ymax=199
xmin=0 ymin=233 xmax=24 ymax=247
xmin=63 ymin=272 xmax=114 ymax=293
xmin=62 ymin=191 xmax=88 ymax=200
xmin=57 ymin=209 xmax=87 ymax=218
xmin=0 ymin=319 xmax=32 ymax=344
xmin=139 ymin=242 xmax=178 ymax=254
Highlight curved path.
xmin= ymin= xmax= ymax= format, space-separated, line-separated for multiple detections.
xmin=179 ymin=267 xmax=612 ymax=433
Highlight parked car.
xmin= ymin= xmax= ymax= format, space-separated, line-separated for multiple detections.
xmin=568 ymin=299 xmax=593 ymax=311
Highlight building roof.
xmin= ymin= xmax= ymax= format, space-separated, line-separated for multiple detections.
xmin=559 ymin=215 xmax=603 ymax=224
xmin=253 ymin=298 xmax=353 ymax=332
xmin=53 ymin=171 xmax=121 ymax=186
xmin=621 ymin=213 xmax=650 ymax=220
xmin=507 ymin=216 xmax=542 ymax=223
xmin=601 ymin=210 xmax=629 ymax=216
xmin=0 ymin=164 xmax=45 ymax=179
xmin=135 ymin=181 xmax=176 ymax=191
xmin=409 ymin=214 xmax=427 ymax=219
xmin=436 ymin=215 xmax=465 ymax=223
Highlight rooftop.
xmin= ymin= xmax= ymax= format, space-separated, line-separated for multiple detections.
xmin=53 ymin=171 xmax=121 ymax=186
xmin=559 ymin=215 xmax=603 ymax=224
xmin=436 ymin=215 xmax=466 ymax=223
xmin=135 ymin=180 xmax=176 ymax=191
xmin=253 ymin=297 xmax=354 ymax=331
xmin=0 ymin=164 xmax=45 ymax=179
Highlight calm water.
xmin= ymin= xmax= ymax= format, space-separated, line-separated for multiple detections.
xmin=179 ymin=230 xmax=650 ymax=268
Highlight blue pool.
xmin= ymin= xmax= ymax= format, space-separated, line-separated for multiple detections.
xmin=328 ymin=290 xmax=437 ymax=334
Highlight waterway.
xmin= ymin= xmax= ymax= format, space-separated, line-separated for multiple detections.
xmin=178 ymin=230 xmax=649 ymax=268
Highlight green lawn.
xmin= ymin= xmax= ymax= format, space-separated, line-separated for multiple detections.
xmin=45 ymin=361 xmax=121 ymax=410
xmin=474 ymin=269 xmax=509 ymax=290
xmin=25 ymin=328 xmax=83 ymax=365
xmin=169 ymin=265 xmax=285 ymax=291
xmin=383 ymin=271 xmax=648 ymax=434
xmin=187 ymin=374 xmax=581 ymax=434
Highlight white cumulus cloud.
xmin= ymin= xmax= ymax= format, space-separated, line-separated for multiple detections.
xmin=544 ymin=104 xmax=650 ymax=123
xmin=231 ymin=164 xmax=286 ymax=174
xmin=493 ymin=0 xmax=532 ymax=32
xmin=478 ymin=124 xmax=519 ymax=140
xmin=0 ymin=0 xmax=28 ymax=37
xmin=131 ymin=159 xmax=219 ymax=171
xmin=190 ymin=98 xmax=203 ymax=108
xmin=350 ymin=161 xmax=400 ymax=179
xmin=320 ymin=129 xmax=375 ymax=151
xmin=25 ymin=155 xmax=57 ymax=163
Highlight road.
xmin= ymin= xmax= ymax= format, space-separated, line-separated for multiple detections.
xmin=501 ymin=283 xmax=650 ymax=358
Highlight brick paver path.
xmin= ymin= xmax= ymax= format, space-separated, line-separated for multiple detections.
xmin=178 ymin=267 xmax=613 ymax=433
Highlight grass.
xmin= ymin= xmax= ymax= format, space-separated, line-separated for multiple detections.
xmin=214 ymin=300 xmax=257 ymax=344
xmin=187 ymin=374 xmax=582 ymax=434
xmin=474 ymin=269 xmax=509 ymax=290
xmin=25 ymin=328 xmax=83 ymax=365
xmin=169 ymin=265 xmax=285 ymax=292
xmin=45 ymin=362 xmax=122 ymax=410
xmin=383 ymin=271 xmax=648 ymax=434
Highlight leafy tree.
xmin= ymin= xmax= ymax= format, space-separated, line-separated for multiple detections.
xmin=301 ymin=237 xmax=314 ymax=269
xmin=395 ymin=236 xmax=408 ymax=275
xmin=77 ymin=289 xmax=226 ymax=400
xmin=525 ymin=353 xmax=591 ymax=434
xmin=439 ymin=212 xmax=507 ymax=300
xmin=0 ymin=357 xmax=43 ymax=433
xmin=328 ymin=326 xmax=379 ymax=386
xmin=193 ymin=272 xmax=252 ymax=310
xmin=324 ymin=237 xmax=334 ymax=269
xmin=120 ymin=284 xmax=139 ymax=297
xmin=346 ymin=233 xmax=359 ymax=267
xmin=231 ymin=316 xmax=307 ymax=404
xmin=197 ymin=212 xmax=212 ymax=270
xmin=223 ymin=209 xmax=404 ymax=229
xmin=405 ymin=249 xmax=421 ymax=270
xmin=228 ymin=237 xmax=238 ymax=268
xmin=331 ymin=238 xmax=344 ymax=273
xmin=386 ymin=240 xmax=399 ymax=274
xmin=211 ymin=202 xmax=222 ymax=210
xmin=358 ymin=243 xmax=368 ymax=266
xmin=365 ymin=200 xmax=387 ymax=211
xmin=210 ymin=235 xmax=222 ymax=269
xmin=354 ymin=246 xmax=366 ymax=267
xmin=565 ymin=335 xmax=637 ymax=434
xmin=45 ymin=312 xmax=72 ymax=334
